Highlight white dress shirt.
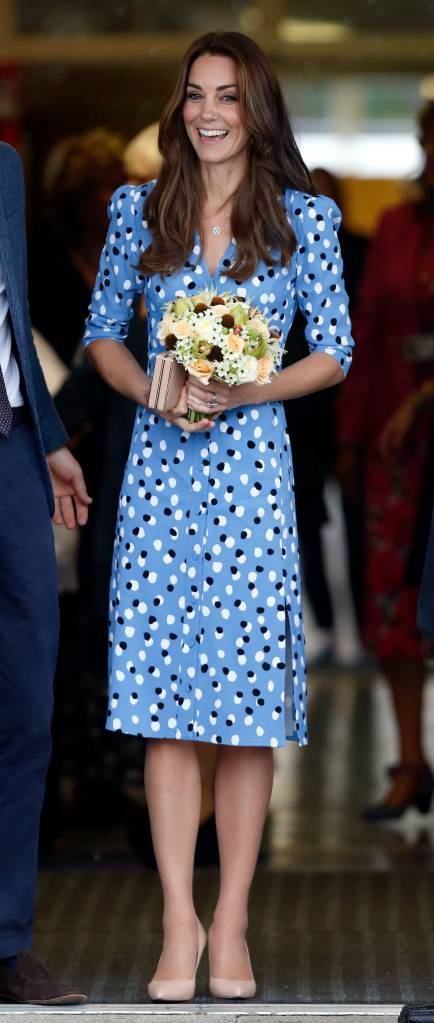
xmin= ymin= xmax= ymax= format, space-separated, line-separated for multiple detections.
xmin=0 ymin=271 xmax=24 ymax=407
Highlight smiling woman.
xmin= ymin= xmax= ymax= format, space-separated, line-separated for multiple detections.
xmin=182 ymin=52 xmax=250 ymax=261
xmin=83 ymin=28 xmax=354 ymax=1008
xmin=141 ymin=32 xmax=316 ymax=281
xmin=183 ymin=67 xmax=247 ymax=159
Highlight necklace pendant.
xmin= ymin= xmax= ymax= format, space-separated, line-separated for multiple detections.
xmin=212 ymin=225 xmax=222 ymax=236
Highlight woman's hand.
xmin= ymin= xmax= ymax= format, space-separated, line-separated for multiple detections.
xmin=186 ymin=377 xmax=255 ymax=415
xmin=378 ymin=395 xmax=418 ymax=462
xmin=160 ymin=383 xmax=217 ymax=433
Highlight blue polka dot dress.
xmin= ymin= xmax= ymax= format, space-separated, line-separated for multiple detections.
xmin=84 ymin=183 xmax=354 ymax=748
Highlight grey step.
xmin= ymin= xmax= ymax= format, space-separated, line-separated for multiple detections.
xmin=0 ymin=1004 xmax=402 ymax=1022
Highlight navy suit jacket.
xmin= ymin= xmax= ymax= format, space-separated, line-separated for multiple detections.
xmin=0 ymin=142 xmax=68 ymax=515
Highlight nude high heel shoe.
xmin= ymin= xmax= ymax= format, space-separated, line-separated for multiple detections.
xmin=148 ymin=919 xmax=207 ymax=1002
xmin=209 ymin=939 xmax=256 ymax=1000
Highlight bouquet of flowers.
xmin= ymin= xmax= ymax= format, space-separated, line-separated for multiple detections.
xmin=156 ymin=290 xmax=283 ymax=422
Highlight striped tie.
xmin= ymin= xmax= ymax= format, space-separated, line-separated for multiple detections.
xmin=0 ymin=365 xmax=12 ymax=436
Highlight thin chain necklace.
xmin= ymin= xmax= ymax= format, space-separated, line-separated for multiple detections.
xmin=203 ymin=204 xmax=232 ymax=236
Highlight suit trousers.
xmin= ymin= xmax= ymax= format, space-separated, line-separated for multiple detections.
xmin=0 ymin=421 xmax=58 ymax=956
xmin=418 ymin=499 xmax=434 ymax=641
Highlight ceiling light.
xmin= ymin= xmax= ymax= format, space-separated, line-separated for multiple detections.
xmin=277 ymin=18 xmax=352 ymax=44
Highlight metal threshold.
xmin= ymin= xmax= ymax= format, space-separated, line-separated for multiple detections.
xmin=0 ymin=1004 xmax=403 ymax=1020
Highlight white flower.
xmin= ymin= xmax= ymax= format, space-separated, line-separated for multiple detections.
xmin=239 ymin=356 xmax=259 ymax=383
xmin=193 ymin=316 xmax=218 ymax=343
xmin=173 ymin=321 xmax=195 ymax=340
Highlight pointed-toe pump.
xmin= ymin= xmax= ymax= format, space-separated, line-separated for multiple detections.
xmin=148 ymin=920 xmax=207 ymax=1002
xmin=209 ymin=940 xmax=256 ymax=1000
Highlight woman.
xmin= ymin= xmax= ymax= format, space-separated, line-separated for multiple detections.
xmin=336 ymin=101 xmax=434 ymax=819
xmin=84 ymin=32 xmax=353 ymax=1001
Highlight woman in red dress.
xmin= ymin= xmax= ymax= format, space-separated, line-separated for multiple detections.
xmin=337 ymin=102 xmax=434 ymax=816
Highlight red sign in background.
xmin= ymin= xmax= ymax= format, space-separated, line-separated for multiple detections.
xmin=0 ymin=64 xmax=22 ymax=150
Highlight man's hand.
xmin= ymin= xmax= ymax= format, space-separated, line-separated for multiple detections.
xmin=46 ymin=447 xmax=92 ymax=528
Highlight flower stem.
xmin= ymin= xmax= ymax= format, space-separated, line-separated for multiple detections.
xmin=187 ymin=407 xmax=207 ymax=423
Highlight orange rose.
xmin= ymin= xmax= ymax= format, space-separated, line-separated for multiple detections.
xmin=248 ymin=317 xmax=270 ymax=340
xmin=188 ymin=358 xmax=214 ymax=383
xmin=173 ymin=321 xmax=194 ymax=339
xmin=256 ymin=354 xmax=274 ymax=384
xmin=227 ymin=332 xmax=245 ymax=354
xmin=209 ymin=303 xmax=227 ymax=318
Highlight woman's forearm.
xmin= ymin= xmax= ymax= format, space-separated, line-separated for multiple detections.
xmin=86 ymin=338 xmax=151 ymax=406
xmin=242 ymin=352 xmax=344 ymax=406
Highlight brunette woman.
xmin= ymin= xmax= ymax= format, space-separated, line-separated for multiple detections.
xmin=84 ymin=32 xmax=353 ymax=1000
xmin=337 ymin=102 xmax=434 ymax=819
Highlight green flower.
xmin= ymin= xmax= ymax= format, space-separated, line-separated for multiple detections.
xmin=232 ymin=303 xmax=249 ymax=327
xmin=173 ymin=297 xmax=191 ymax=317
xmin=244 ymin=337 xmax=267 ymax=359
xmin=191 ymin=339 xmax=212 ymax=357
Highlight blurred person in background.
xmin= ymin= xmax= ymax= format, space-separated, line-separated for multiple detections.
xmin=336 ymin=102 xmax=434 ymax=818
xmin=28 ymin=128 xmax=150 ymax=845
xmin=28 ymin=128 xmax=125 ymax=368
xmin=418 ymin=416 xmax=434 ymax=642
xmin=0 ymin=142 xmax=90 ymax=1006
xmin=84 ymin=30 xmax=353 ymax=1001
xmin=284 ymin=168 xmax=367 ymax=665
xmin=123 ymin=121 xmax=160 ymax=184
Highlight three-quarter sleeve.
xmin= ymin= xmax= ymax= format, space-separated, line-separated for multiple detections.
xmin=83 ymin=184 xmax=151 ymax=348
xmin=289 ymin=192 xmax=354 ymax=376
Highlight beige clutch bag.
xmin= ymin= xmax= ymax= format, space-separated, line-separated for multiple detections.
xmin=147 ymin=353 xmax=187 ymax=413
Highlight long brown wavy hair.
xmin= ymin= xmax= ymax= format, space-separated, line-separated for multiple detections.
xmin=140 ymin=32 xmax=316 ymax=281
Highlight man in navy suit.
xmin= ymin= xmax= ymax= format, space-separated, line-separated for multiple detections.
xmin=0 ymin=142 xmax=90 ymax=1004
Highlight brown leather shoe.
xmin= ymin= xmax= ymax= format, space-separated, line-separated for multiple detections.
xmin=0 ymin=952 xmax=87 ymax=1005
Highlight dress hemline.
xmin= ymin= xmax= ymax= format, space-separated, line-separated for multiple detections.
xmin=105 ymin=721 xmax=307 ymax=748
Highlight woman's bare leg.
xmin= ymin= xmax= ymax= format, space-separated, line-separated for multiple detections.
xmin=145 ymin=739 xmax=202 ymax=980
xmin=210 ymin=745 xmax=274 ymax=979
xmin=198 ymin=745 xmax=218 ymax=824
xmin=382 ymin=657 xmax=425 ymax=765
xmin=379 ymin=657 xmax=429 ymax=806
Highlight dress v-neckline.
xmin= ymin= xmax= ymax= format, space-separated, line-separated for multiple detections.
xmin=194 ymin=229 xmax=235 ymax=288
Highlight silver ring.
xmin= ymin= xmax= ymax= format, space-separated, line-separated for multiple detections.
xmin=207 ymin=398 xmax=218 ymax=409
